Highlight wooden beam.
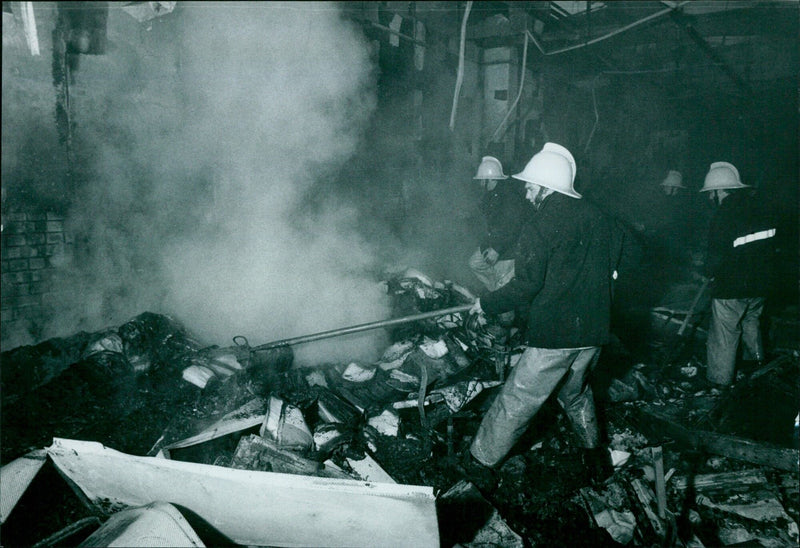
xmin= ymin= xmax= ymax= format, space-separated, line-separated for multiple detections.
xmin=230 ymin=434 xmax=351 ymax=479
xmin=638 ymin=407 xmax=799 ymax=472
xmin=651 ymin=446 xmax=667 ymax=519
xmin=628 ymin=478 xmax=669 ymax=541
xmin=668 ymin=9 xmax=753 ymax=96
xmin=671 ymin=469 xmax=768 ymax=492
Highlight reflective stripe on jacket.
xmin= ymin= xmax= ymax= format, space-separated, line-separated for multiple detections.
xmin=705 ymin=191 xmax=776 ymax=298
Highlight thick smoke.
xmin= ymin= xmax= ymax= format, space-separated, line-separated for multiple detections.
xmin=56 ymin=2 xmax=391 ymax=364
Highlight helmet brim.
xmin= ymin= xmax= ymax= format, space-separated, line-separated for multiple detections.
xmin=512 ymin=174 xmax=582 ymax=198
xmin=699 ymin=183 xmax=749 ymax=192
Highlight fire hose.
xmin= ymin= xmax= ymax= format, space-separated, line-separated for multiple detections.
xmin=246 ymin=303 xmax=474 ymax=352
xmin=235 ymin=303 xmax=475 ymax=442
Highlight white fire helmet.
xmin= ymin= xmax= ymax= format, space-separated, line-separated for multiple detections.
xmin=661 ymin=170 xmax=685 ymax=188
xmin=473 ymin=156 xmax=508 ymax=180
xmin=513 ymin=142 xmax=580 ymax=198
xmin=700 ymin=161 xmax=748 ymax=192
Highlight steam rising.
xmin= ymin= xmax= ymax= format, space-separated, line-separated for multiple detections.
xmin=56 ymin=2 xmax=391 ymax=364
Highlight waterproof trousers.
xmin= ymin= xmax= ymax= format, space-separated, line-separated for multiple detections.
xmin=707 ymin=297 xmax=765 ymax=386
xmin=469 ymin=247 xmax=515 ymax=292
xmin=470 ymin=346 xmax=602 ymax=468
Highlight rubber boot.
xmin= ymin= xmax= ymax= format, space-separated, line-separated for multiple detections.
xmin=459 ymin=451 xmax=498 ymax=495
xmin=580 ymin=447 xmax=614 ymax=486
xmin=739 ymin=359 xmax=764 ymax=375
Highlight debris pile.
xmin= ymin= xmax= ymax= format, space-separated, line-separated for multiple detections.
xmin=1 ymin=269 xmax=797 ymax=547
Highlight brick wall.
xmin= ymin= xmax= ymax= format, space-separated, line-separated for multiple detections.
xmin=1 ymin=211 xmax=75 ymax=345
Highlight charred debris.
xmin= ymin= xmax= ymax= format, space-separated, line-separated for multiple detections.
xmin=1 ymin=269 xmax=798 ymax=547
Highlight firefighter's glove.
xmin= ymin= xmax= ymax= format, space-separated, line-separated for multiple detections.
xmin=481 ymin=247 xmax=499 ymax=266
xmin=469 ymin=299 xmax=487 ymax=326
xmin=691 ymin=271 xmax=710 ymax=284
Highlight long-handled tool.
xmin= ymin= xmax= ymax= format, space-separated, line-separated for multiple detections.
xmin=249 ymin=303 xmax=474 ymax=352
xmin=676 ymin=277 xmax=710 ymax=337
xmin=663 ymin=277 xmax=710 ymax=364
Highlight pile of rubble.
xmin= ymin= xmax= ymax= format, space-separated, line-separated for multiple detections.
xmin=1 ymin=270 xmax=797 ymax=547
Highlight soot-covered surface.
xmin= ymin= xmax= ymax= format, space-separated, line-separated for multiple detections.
xmin=1 ymin=271 xmax=797 ymax=547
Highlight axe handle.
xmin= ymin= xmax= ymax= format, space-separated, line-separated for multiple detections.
xmin=677 ymin=278 xmax=710 ymax=336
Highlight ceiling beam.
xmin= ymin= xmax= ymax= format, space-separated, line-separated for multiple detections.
xmin=668 ymin=9 xmax=753 ymax=97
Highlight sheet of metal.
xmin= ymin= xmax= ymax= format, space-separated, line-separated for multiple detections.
xmin=47 ymin=438 xmax=439 ymax=547
xmin=81 ymin=502 xmax=205 ymax=547
xmin=0 ymin=449 xmax=47 ymax=523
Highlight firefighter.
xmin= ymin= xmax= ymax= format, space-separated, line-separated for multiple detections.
xmin=468 ymin=156 xmax=529 ymax=293
xmin=644 ymin=169 xmax=699 ymax=293
xmin=660 ymin=169 xmax=686 ymax=196
xmin=463 ymin=143 xmax=615 ymax=489
xmin=700 ymin=161 xmax=777 ymax=388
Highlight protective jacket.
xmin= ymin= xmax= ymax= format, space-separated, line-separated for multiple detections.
xmin=479 ymin=179 xmax=529 ymax=259
xmin=481 ymin=192 xmax=613 ymax=348
xmin=705 ymin=191 xmax=776 ymax=299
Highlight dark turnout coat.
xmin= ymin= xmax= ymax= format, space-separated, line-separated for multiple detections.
xmin=705 ymin=190 xmax=777 ymax=299
xmin=481 ymin=192 xmax=614 ymax=348
xmin=478 ymin=179 xmax=530 ymax=260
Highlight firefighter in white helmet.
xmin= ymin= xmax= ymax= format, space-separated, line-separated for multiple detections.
xmin=461 ymin=143 xmax=615 ymax=491
xmin=660 ymin=170 xmax=685 ymax=196
xmin=700 ymin=161 xmax=777 ymax=388
xmin=642 ymin=168 xmax=699 ymax=282
xmin=468 ymin=156 xmax=529 ymax=295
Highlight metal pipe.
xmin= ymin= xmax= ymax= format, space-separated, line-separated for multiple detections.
xmin=526 ymin=1 xmax=690 ymax=56
xmin=369 ymin=21 xmax=427 ymax=47
xmin=252 ymin=303 xmax=474 ymax=352
xmin=21 ymin=2 xmax=40 ymax=56
xmin=489 ymin=29 xmax=529 ymax=143
xmin=449 ymin=0 xmax=472 ymax=131
xmin=583 ymin=74 xmax=601 ymax=153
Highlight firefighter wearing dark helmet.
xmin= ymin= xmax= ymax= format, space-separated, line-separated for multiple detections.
xmin=463 ymin=143 xmax=615 ymax=489
xmin=700 ymin=161 xmax=777 ymax=388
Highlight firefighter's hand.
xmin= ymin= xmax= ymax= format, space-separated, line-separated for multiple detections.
xmin=481 ymin=247 xmax=499 ymax=266
xmin=691 ymin=271 xmax=713 ymax=284
xmin=470 ymin=298 xmax=483 ymax=315
xmin=469 ymin=299 xmax=487 ymax=325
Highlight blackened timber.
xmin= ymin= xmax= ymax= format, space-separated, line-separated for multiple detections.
xmin=749 ymin=353 xmax=794 ymax=381
xmin=671 ymin=469 xmax=768 ymax=492
xmin=638 ymin=407 xmax=799 ymax=472
xmin=669 ymin=9 xmax=753 ymax=97
xmin=230 ymin=434 xmax=351 ymax=479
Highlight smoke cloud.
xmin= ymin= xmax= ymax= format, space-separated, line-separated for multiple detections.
xmin=53 ymin=2 xmax=391 ymax=365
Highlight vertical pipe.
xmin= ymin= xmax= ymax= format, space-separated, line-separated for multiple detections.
xmin=20 ymin=2 xmax=40 ymax=56
xmin=489 ymin=30 xmax=529 ymax=143
xmin=583 ymin=74 xmax=600 ymax=154
xmin=449 ymin=1 xmax=473 ymax=131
